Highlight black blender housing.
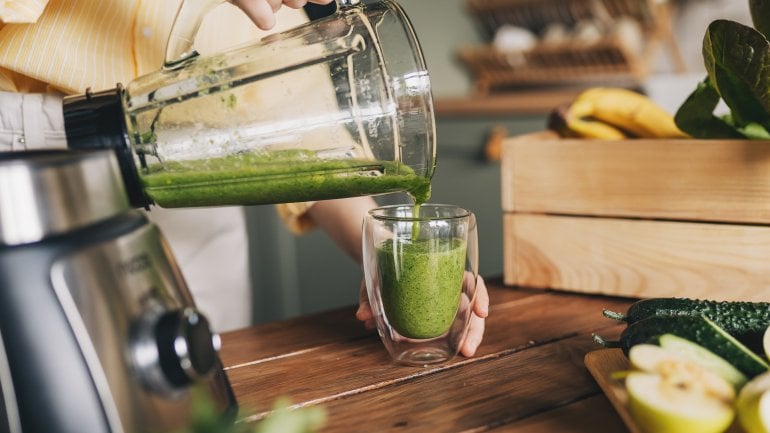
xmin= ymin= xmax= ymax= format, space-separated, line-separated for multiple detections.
xmin=62 ymin=86 xmax=152 ymax=209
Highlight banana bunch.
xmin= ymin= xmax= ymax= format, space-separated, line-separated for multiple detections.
xmin=548 ymin=87 xmax=690 ymax=139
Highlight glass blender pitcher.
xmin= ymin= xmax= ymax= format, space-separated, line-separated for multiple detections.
xmin=62 ymin=0 xmax=436 ymax=209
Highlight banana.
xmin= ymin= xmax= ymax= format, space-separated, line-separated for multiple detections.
xmin=548 ymin=101 xmax=628 ymax=139
xmin=564 ymin=98 xmax=628 ymax=139
xmin=568 ymin=87 xmax=690 ymax=139
xmin=564 ymin=117 xmax=628 ymax=139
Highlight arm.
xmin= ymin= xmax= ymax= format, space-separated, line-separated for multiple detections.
xmin=305 ymin=195 xmax=374 ymax=265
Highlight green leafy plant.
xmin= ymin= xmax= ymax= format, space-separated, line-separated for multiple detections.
xmin=170 ymin=390 xmax=326 ymax=433
xmin=674 ymin=0 xmax=770 ymax=139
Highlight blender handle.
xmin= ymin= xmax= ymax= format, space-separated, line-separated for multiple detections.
xmin=164 ymin=0 xmax=225 ymax=69
xmin=164 ymin=0 xmax=362 ymax=69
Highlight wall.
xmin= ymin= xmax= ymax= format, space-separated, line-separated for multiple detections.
xmin=398 ymin=0 xmax=480 ymax=97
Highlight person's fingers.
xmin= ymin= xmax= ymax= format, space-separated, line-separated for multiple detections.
xmin=307 ymin=0 xmax=334 ymax=4
xmin=355 ymin=303 xmax=373 ymax=322
xmin=283 ymin=0 xmax=308 ymax=9
xmin=460 ymin=313 xmax=485 ymax=357
xmin=267 ymin=0 xmax=283 ymax=12
xmin=473 ymin=276 xmax=490 ymax=318
xmin=356 ymin=279 xmax=373 ymax=322
xmin=457 ymin=275 xmax=488 ymax=357
xmin=233 ymin=0 xmax=277 ymax=29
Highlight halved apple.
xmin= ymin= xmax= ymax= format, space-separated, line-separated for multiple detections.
xmin=626 ymin=371 xmax=735 ymax=433
xmin=737 ymin=371 xmax=770 ymax=433
xmin=657 ymin=333 xmax=747 ymax=389
xmin=628 ymin=343 xmax=736 ymax=401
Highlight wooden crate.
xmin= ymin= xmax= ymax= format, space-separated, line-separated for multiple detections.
xmin=501 ymin=134 xmax=770 ymax=301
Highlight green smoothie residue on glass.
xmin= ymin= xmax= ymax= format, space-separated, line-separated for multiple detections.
xmin=377 ymin=237 xmax=466 ymax=339
xmin=221 ymin=93 xmax=237 ymax=109
xmin=138 ymin=149 xmax=431 ymax=208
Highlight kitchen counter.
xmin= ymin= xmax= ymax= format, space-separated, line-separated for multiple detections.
xmin=219 ymin=279 xmax=636 ymax=432
xmin=434 ymin=90 xmax=582 ymax=117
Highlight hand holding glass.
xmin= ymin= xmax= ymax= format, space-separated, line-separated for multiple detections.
xmin=362 ymin=205 xmax=479 ymax=366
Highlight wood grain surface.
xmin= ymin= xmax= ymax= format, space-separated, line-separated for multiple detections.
xmin=503 ymin=213 xmax=770 ymax=300
xmin=584 ymin=349 xmax=640 ymax=433
xmin=584 ymin=349 xmax=747 ymax=433
xmin=220 ymin=280 xmax=636 ymax=432
xmin=501 ymin=138 xmax=770 ymax=223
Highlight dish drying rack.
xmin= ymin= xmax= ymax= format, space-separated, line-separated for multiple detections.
xmin=458 ymin=0 xmax=686 ymax=94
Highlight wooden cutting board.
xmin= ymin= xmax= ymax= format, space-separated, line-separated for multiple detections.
xmin=584 ymin=349 xmax=642 ymax=433
xmin=585 ymin=348 xmax=745 ymax=433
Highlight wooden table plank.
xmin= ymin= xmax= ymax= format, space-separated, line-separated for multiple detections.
xmin=225 ymin=292 xmax=629 ymax=414
xmin=219 ymin=307 xmax=366 ymax=368
xmin=491 ymin=395 xmax=627 ymax=433
xmin=220 ymin=283 xmax=636 ymax=432
xmin=302 ymin=336 xmax=607 ymax=433
xmin=219 ymin=280 xmax=540 ymax=367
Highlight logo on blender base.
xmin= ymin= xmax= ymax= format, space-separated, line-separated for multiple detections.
xmin=118 ymin=253 xmax=152 ymax=276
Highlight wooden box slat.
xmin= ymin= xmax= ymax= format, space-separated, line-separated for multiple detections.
xmin=501 ymin=138 xmax=770 ymax=224
xmin=503 ymin=213 xmax=770 ymax=300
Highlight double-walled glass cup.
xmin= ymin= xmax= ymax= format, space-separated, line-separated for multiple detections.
xmin=362 ymin=204 xmax=479 ymax=366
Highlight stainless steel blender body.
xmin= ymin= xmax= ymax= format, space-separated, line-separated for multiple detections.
xmin=0 ymin=150 xmax=236 ymax=433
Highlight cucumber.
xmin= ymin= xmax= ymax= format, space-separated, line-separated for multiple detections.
xmin=603 ymin=298 xmax=770 ymax=353
xmin=606 ymin=315 xmax=770 ymax=379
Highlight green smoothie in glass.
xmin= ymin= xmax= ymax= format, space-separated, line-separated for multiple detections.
xmin=377 ymin=237 xmax=467 ymax=339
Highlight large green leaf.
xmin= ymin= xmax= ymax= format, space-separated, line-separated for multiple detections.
xmin=703 ymin=19 xmax=770 ymax=130
xmin=674 ymin=78 xmax=747 ymax=139
xmin=750 ymin=0 xmax=770 ymax=40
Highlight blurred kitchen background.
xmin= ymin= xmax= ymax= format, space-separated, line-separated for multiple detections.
xmin=245 ymin=0 xmax=752 ymax=325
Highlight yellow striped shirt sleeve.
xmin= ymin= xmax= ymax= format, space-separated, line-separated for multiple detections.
xmin=0 ymin=0 xmax=318 ymax=233
xmin=0 ymin=0 xmax=138 ymax=94
xmin=0 ymin=0 xmax=49 ymax=23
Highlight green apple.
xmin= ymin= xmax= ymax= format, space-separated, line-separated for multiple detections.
xmin=737 ymin=371 xmax=770 ymax=433
xmin=626 ymin=372 xmax=735 ymax=433
xmin=629 ymin=343 xmax=736 ymax=401
xmin=657 ymin=333 xmax=747 ymax=389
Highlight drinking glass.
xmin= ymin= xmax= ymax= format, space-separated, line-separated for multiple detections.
xmin=362 ymin=204 xmax=479 ymax=366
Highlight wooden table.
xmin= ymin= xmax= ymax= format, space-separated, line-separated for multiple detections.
xmin=219 ymin=279 xmax=636 ymax=432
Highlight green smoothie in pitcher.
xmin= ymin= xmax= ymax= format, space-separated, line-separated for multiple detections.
xmin=377 ymin=237 xmax=466 ymax=339
xmin=139 ymin=149 xmax=432 ymax=207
